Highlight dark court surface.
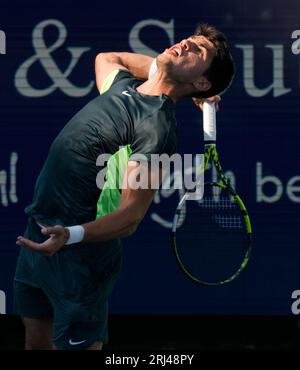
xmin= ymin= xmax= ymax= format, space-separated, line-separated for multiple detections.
xmin=1 ymin=315 xmax=300 ymax=351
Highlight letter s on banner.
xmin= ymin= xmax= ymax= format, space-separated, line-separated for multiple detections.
xmin=129 ymin=19 xmax=174 ymax=57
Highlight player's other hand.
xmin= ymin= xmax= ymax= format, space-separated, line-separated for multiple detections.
xmin=192 ymin=95 xmax=221 ymax=112
xmin=16 ymin=225 xmax=70 ymax=256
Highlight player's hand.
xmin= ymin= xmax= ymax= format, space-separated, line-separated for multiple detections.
xmin=192 ymin=95 xmax=221 ymax=112
xmin=16 ymin=225 xmax=70 ymax=256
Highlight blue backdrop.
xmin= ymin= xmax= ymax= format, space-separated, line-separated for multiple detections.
xmin=1 ymin=0 xmax=300 ymax=315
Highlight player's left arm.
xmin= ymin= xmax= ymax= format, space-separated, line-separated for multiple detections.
xmin=82 ymin=160 xmax=158 ymax=242
xmin=16 ymin=161 xmax=160 ymax=255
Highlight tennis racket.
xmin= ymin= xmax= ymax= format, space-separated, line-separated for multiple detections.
xmin=171 ymin=102 xmax=252 ymax=286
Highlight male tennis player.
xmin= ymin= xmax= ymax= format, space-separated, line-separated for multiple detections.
xmin=15 ymin=24 xmax=234 ymax=350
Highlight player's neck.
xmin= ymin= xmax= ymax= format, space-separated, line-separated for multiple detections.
xmin=136 ymin=72 xmax=181 ymax=102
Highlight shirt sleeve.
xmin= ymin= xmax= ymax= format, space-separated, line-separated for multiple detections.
xmin=129 ymin=109 xmax=177 ymax=162
xmin=100 ymin=69 xmax=135 ymax=94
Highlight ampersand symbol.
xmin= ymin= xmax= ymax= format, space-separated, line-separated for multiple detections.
xmin=15 ymin=19 xmax=94 ymax=97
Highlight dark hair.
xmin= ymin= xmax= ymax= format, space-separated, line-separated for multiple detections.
xmin=192 ymin=23 xmax=235 ymax=98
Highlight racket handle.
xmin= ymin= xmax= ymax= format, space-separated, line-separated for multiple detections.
xmin=203 ymin=102 xmax=217 ymax=142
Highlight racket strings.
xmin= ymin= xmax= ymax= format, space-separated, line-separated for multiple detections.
xmin=213 ymin=215 xmax=243 ymax=229
xmin=198 ymin=196 xmax=243 ymax=229
xmin=177 ymin=197 xmax=244 ymax=230
xmin=173 ymin=184 xmax=249 ymax=284
xmin=197 ymin=196 xmax=236 ymax=209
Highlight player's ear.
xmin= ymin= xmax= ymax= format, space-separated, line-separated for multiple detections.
xmin=192 ymin=77 xmax=211 ymax=92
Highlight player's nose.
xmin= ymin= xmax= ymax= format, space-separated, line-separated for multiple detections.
xmin=180 ymin=39 xmax=190 ymax=52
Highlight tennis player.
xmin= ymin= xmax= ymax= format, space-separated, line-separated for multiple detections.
xmin=15 ymin=24 xmax=234 ymax=350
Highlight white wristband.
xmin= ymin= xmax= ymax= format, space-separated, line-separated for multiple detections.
xmin=65 ymin=225 xmax=85 ymax=245
xmin=148 ymin=58 xmax=158 ymax=79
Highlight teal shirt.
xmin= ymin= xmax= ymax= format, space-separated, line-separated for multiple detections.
xmin=25 ymin=70 xmax=177 ymax=227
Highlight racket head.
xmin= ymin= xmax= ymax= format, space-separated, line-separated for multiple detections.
xmin=172 ymin=181 xmax=252 ymax=286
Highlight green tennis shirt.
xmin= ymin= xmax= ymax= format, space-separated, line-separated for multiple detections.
xmin=25 ymin=70 xmax=177 ymax=227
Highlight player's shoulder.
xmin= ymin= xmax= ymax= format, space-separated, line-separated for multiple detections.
xmin=100 ymin=69 xmax=141 ymax=94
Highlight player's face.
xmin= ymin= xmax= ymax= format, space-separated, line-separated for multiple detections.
xmin=157 ymin=35 xmax=216 ymax=85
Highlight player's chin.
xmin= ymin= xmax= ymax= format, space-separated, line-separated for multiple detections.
xmin=157 ymin=54 xmax=175 ymax=68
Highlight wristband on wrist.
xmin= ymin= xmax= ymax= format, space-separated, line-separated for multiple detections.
xmin=65 ymin=225 xmax=85 ymax=245
xmin=148 ymin=58 xmax=158 ymax=79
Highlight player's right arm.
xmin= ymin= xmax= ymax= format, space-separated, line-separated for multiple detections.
xmin=95 ymin=52 xmax=154 ymax=93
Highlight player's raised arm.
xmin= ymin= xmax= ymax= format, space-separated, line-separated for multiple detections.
xmin=95 ymin=52 xmax=154 ymax=93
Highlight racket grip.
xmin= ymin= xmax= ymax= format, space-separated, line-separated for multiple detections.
xmin=203 ymin=102 xmax=217 ymax=142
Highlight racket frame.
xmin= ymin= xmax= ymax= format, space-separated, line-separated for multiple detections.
xmin=171 ymin=110 xmax=252 ymax=286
